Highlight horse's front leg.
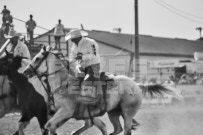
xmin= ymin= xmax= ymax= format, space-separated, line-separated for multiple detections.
xmin=71 ymin=119 xmax=93 ymax=135
xmin=13 ymin=121 xmax=30 ymax=135
xmin=45 ymin=107 xmax=74 ymax=134
xmin=71 ymin=118 xmax=107 ymax=135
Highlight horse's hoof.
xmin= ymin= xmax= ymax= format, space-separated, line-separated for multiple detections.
xmin=42 ymin=129 xmax=49 ymax=135
xmin=71 ymin=131 xmax=76 ymax=135
xmin=45 ymin=122 xmax=51 ymax=129
xmin=13 ymin=131 xmax=19 ymax=135
xmin=109 ymin=128 xmax=123 ymax=135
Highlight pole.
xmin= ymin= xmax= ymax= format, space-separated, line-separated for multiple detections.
xmin=48 ymin=35 xmax=51 ymax=46
xmin=134 ymin=0 xmax=140 ymax=80
xmin=196 ymin=27 xmax=202 ymax=38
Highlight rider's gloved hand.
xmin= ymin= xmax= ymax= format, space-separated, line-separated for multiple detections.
xmin=79 ymin=67 xmax=85 ymax=72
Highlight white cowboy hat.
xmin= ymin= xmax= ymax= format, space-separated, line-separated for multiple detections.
xmin=4 ymin=30 xmax=22 ymax=39
xmin=65 ymin=29 xmax=88 ymax=41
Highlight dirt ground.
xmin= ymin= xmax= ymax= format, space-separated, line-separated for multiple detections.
xmin=0 ymin=104 xmax=203 ymax=135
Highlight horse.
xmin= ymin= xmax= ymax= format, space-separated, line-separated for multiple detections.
xmin=23 ymin=45 xmax=183 ymax=135
xmin=0 ymin=51 xmax=50 ymax=135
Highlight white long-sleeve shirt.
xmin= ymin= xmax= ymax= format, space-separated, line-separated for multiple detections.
xmin=6 ymin=40 xmax=31 ymax=72
xmin=69 ymin=37 xmax=100 ymax=68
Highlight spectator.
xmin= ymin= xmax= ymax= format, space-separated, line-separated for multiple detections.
xmin=25 ymin=14 xmax=37 ymax=45
xmin=178 ymin=74 xmax=187 ymax=84
xmin=1 ymin=5 xmax=10 ymax=24
xmin=3 ymin=11 xmax=13 ymax=24
xmin=2 ymin=20 xmax=12 ymax=35
xmin=53 ymin=19 xmax=65 ymax=49
xmin=164 ymin=78 xmax=175 ymax=86
xmin=192 ymin=71 xmax=198 ymax=84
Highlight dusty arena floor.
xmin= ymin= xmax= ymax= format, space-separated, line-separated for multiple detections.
xmin=0 ymin=104 xmax=203 ymax=135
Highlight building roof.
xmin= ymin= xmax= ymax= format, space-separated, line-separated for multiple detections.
xmin=86 ymin=30 xmax=203 ymax=57
xmin=35 ymin=28 xmax=203 ymax=57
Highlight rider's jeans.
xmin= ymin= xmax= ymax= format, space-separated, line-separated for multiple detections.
xmin=78 ymin=63 xmax=100 ymax=84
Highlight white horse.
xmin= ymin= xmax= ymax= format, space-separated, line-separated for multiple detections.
xmin=24 ymin=46 xmax=183 ymax=135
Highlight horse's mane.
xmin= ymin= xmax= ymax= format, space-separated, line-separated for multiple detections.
xmin=9 ymin=55 xmax=23 ymax=70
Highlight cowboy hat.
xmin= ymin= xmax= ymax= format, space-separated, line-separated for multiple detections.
xmin=65 ymin=29 xmax=88 ymax=41
xmin=4 ymin=30 xmax=22 ymax=39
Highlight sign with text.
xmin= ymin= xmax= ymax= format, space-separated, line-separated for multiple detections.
xmin=151 ymin=59 xmax=179 ymax=68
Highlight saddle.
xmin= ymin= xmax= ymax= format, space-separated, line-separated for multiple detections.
xmin=77 ymin=72 xmax=115 ymax=104
xmin=73 ymin=72 xmax=117 ymax=119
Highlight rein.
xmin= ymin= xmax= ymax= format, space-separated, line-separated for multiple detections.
xmin=0 ymin=94 xmax=7 ymax=100
xmin=31 ymin=52 xmax=67 ymax=78
xmin=28 ymin=51 xmax=68 ymax=108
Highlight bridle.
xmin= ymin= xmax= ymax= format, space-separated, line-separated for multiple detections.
xmin=29 ymin=51 xmax=67 ymax=78
xmin=27 ymin=50 xmax=68 ymax=108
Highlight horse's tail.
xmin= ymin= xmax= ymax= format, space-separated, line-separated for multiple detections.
xmin=138 ymin=83 xmax=184 ymax=102
xmin=162 ymin=85 xmax=184 ymax=102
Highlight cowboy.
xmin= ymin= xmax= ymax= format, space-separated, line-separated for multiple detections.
xmin=3 ymin=30 xmax=31 ymax=73
xmin=65 ymin=29 xmax=101 ymax=79
xmin=65 ymin=29 xmax=102 ymax=103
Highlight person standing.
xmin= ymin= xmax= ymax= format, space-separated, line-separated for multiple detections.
xmin=3 ymin=11 xmax=13 ymax=24
xmin=25 ymin=14 xmax=37 ymax=45
xmin=1 ymin=5 xmax=10 ymax=24
xmin=53 ymin=19 xmax=65 ymax=49
xmin=2 ymin=11 xmax=13 ymax=35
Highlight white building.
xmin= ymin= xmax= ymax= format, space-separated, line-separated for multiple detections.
xmin=33 ymin=28 xmax=203 ymax=82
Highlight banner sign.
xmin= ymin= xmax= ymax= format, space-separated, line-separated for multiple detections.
xmin=150 ymin=59 xmax=179 ymax=68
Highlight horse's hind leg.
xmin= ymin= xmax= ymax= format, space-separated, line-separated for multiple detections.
xmin=107 ymin=109 xmax=123 ymax=135
xmin=121 ymin=97 xmax=142 ymax=135
xmin=123 ymin=114 xmax=133 ymax=135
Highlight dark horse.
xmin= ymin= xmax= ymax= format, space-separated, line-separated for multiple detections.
xmin=0 ymin=51 xmax=49 ymax=135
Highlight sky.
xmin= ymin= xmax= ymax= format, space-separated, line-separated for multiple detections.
xmin=1 ymin=0 xmax=203 ymax=40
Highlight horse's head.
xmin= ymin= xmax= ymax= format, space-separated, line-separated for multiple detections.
xmin=24 ymin=45 xmax=74 ymax=79
xmin=24 ymin=45 xmax=50 ymax=78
